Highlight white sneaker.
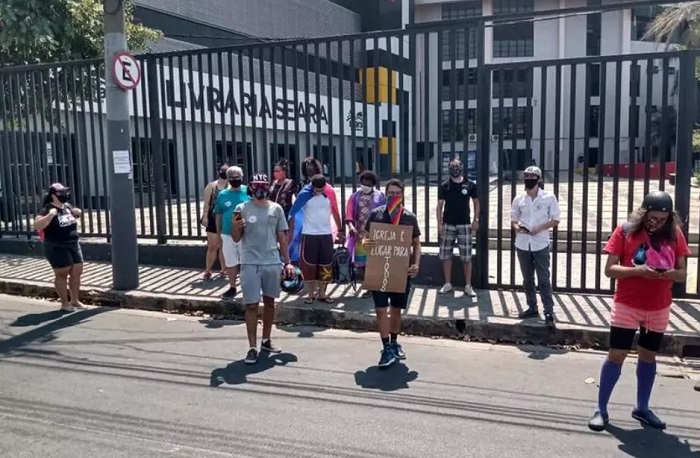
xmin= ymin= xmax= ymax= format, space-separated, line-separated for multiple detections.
xmin=439 ymin=283 xmax=453 ymax=294
xmin=464 ymin=285 xmax=477 ymax=297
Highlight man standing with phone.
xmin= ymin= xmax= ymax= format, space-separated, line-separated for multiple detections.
xmin=510 ymin=166 xmax=560 ymax=328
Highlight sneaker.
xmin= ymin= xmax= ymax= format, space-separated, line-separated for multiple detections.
xmin=632 ymin=408 xmax=666 ymax=430
xmin=261 ymin=339 xmax=282 ymax=354
xmin=390 ymin=342 xmax=406 ymax=360
xmin=518 ymin=308 xmax=539 ymax=319
xmin=378 ymin=346 xmax=397 ymax=368
xmin=244 ymin=348 xmax=259 ymax=365
xmin=439 ymin=283 xmax=453 ymax=294
xmin=588 ymin=411 xmax=609 ymax=432
xmin=222 ymin=287 xmax=237 ymax=300
xmin=544 ymin=313 xmax=556 ymax=328
xmin=464 ymin=285 xmax=477 ymax=297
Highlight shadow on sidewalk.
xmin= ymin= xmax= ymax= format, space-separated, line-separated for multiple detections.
xmin=516 ymin=344 xmax=569 ymax=361
xmin=10 ymin=309 xmax=68 ymax=327
xmin=0 ymin=307 xmax=109 ymax=356
xmin=605 ymin=424 xmax=700 ymax=457
xmin=354 ymin=363 xmax=419 ymax=392
xmin=209 ymin=351 xmax=298 ymax=387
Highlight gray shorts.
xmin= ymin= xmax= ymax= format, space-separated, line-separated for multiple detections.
xmin=439 ymin=224 xmax=472 ymax=262
xmin=240 ymin=264 xmax=282 ymax=304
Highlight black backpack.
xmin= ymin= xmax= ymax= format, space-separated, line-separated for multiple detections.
xmin=332 ymin=246 xmax=356 ymax=289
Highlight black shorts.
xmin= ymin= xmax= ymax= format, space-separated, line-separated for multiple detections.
xmin=299 ymin=234 xmax=334 ymax=282
xmin=44 ymin=240 xmax=83 ymax=269
xmin=372 ymin=280 xmax=412 ymax=310
xmin=205 ymin=214 xmax=217 ymax=234
xmin=609 ymin=326 xmax=664 ymax=353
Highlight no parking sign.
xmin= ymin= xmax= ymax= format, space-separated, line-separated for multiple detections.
xmin=112 ymin=51 xmax=141 ymax=91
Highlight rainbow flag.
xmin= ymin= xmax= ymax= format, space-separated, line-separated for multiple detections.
xmin=387 ymin=195 xmax=403 ymax=225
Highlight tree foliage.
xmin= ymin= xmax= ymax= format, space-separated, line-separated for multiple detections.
xmin=0 ymin=0 xmax=161 ymax=126
xmin=0 ymin=0 xmax=161 ymax=66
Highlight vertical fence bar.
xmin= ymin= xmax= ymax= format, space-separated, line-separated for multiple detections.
xmin=410 ymin=31 xmax=418 ymax=216
xmin=423 ymin=33 xmax=431 ymax=245
xmin=611 ymin=61 xmax=623 ymax=253
xmin=496 ymin=68 xmax=505 ymax=287
xmin=325 ymin=41 xmax=336 ymax=185
xmin=475 ymin=21 xmax=490 ymax=290
xmin=168 ymin=58 xmax=182 ymax=237
xmin=46 ymin=69 xmax=58 ymax=186
xmin=31 ymin=70 xmax=48 ymax=226
xmin=315 ymin=42 xmax=322 ymax=166
xmin=75 ymin=68 xmax=92 ymax=232
xmin=292 ymin=46 xmax=301 ymax=175
xmin=36 ymin=69 xmax=51 ymax=191
xmin=218 ymin=51 xmax=227 ymax=172
xmin=160 ymin=56 xmax=174 ymax=239
xmin=181 ymin=56 xmax=194 ymax=237
xmin=131 ymin=61 xmax=145 ymax=237
xmin=337 ymin=39 xmax=347 ymax=215
xmin=387 ymin=36 xmax=394 ymax=182
xmin=565 ymin=64 xmax=577 ymax=289
xmin=304 ymin=44 xmax=312 ymax=161
xmin=449 ymin=28 xmax=456 ymax=162
xmin=280 ymin=47 xmax=290 ymax=164
xmin=643 ymin=58 xmax=654 ymax=196
xmin=68 ymin=67 xmax=84 ymax=228
xmin=139 ymin=60 xmax=152 ymax=237
xmin=361 ymin=39 xmax=369 ymax=176
xmin=270 ymin=45 xmax=279 ymax=170
xmin=539 ymin=66 xmax=547 ymax=169
xmin=259 ymin=47 xmax=269 ymax=173
xmin=581 ymin=63 xmax=593 ymax=291
xmin=373 ymin=36 xmax=380 ymax=175
xmin=674 ymin=51 xmax=695 ymax=298
xmin=0 ymin=74 xmax=12 ymax=234
xmin=146 ymin=58 xmax=167 ymax=244
xmin=22 ymin=71 xmax=39 ymax=229
xmin=594 ymin=62 xmax=608 ymax=291
xmin=237 ymin=51 xmax=250 ymax=177
xmin=628 ymin=59 xmax=639 ymax=215
xmin=228 ymin=51 xmax=238 ymax=174
xmin=7 ymin=73 xmax=23 ymax=234
xmin=350 ymin=38 xmax=358 ymax=192
xmin=463 ymin=26 xmax=471 ymax=175
xmin=551 ymin=64 xmax=562 ymax=286
xmin=96 ymin=64 xmax=111 ymax=239
xmin=12 ymin=73 xmax=28 ymax=234
xmin=659 ymin=57 xmax=670 ymax=192
xmin=508 ymin=70 xmax=518 ymax=286
xmin=60 ymin=70 xmax=77 ymax=218
xmin=187 ymin=54 xmax=202 ymax=236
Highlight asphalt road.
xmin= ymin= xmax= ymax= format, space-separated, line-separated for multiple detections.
xmin=0 ymin=295 xmax=699 ymax=458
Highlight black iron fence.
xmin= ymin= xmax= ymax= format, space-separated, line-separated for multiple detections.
xmin=0 ymin=20 xmax=698 ymax=297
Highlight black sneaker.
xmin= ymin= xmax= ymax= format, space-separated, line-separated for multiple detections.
xmin=518 ymin=308 xmax=539 ymax=319
xmin=632 ymin=409 xmax=666 ymax=430
xmin=261 ymin=339 xmax=282 ymax=354
xmin=544 ymin=313 xmax=556 ymax=329
xmin=390 ymin=342 xmax=406 ymax=360
xmin=244 ymin=348 xmax=258 ymax=365
xmin=588 ymin=411 xmax=609 ymax=431
xmin=378 ymin=346 xmax=397 ymax=368
xmin=222 ymin=287 xmax=237 ymax=300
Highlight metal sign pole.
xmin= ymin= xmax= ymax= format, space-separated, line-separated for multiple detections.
xmin=103 ymin=0 xmax=139 ymax=289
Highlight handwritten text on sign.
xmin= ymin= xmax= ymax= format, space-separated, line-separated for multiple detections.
xmin=362 ymin=222 xmax=413 ymax=294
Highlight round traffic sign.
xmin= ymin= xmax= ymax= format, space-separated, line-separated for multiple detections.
xmin=112 ymin=51 xmax=141 ymax=91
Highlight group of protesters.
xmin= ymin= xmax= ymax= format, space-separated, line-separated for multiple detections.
xmin=33 ymin=153 xmax=696 ymax=430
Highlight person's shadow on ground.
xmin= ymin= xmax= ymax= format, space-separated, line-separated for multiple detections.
xmin=606 ymin=424 xmax=700 ymax=457
xmin=10 ymin=309 xmax=72 ymax=327
xmin=354 ymin=363 xmax=419 ymax=392
xmin=209 ymin=352 xmax=298 ymax=387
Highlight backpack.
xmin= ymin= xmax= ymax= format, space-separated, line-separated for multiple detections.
xmin=332 ymin=246 xmax=356 ymax=289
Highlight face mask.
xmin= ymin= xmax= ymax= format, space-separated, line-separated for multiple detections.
xmin=218 ymin=171 xmax=227 ymax=179
xmin=56 ymin=193 xmax=69 ymax=203
xmin=229 ymin=179 xmax=242 ymax=188
xmin=273 ymin=171 xmax=285 ymax=181
xmin=253 ymin=189 xmax=270 ymax=200
xmin=361 ymin=185 xmax=373 ymax=194
xmin=449 ymin=168 xmax=462 ymax=178
xmin=524 ymin=178 xmax=539 ymax=190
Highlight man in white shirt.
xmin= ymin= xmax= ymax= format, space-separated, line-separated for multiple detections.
xmin=510 ymin=166 xmax=560 ymax=328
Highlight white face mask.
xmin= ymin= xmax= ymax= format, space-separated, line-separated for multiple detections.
xmin=361 ymin=185 xmax=373 ymax=194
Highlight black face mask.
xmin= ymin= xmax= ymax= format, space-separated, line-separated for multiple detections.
xmin=229 ymin=179 xmax=242 ymax=188
xmin=524 ymin=178 xmax=539 ymax=190
xmin=253 ymin=189 xmax=270 ymax=200
xmin=218 ymin=171 xmax=227 ymax=179
xmin=56 ymin=193 xmax=69 ymax=203
xmin=449 ymin=168 xmax=462 ymax=178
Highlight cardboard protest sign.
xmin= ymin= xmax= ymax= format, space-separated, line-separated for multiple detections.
xmin=362 ymin=222 xmax=413 ymax=293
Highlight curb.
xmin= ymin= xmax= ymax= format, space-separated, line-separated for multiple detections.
xmin=1 ymin=279 xmax=699 ymax=358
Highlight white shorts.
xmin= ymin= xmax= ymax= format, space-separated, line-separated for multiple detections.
xmin=221 ymin=234 xmax=241 ymax=268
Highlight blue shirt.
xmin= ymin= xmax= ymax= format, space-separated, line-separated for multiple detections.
xmin=213 ymin=186 xmax=249 ymax=235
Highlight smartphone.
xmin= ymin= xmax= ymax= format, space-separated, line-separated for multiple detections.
xmin=518 ymin=224 xmax=530 ymax=233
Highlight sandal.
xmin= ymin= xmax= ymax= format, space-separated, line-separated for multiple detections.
xmin=304 ymin=297 xmax=316 ymax=304
xmin=317 ymin=297 xmax=334 ymax=304
xmin=203 ymin=271 xmax=212 ymax=281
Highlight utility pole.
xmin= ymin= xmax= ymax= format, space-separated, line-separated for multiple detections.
xmin=103 ymin=0 xmax=139 ymax=289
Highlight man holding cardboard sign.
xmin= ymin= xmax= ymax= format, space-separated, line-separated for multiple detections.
xmin=362 ymin=179 xmax=421 ymax=368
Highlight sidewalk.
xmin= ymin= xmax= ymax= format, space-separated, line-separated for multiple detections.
xmin=1 ymin=254 xmax=699 ymax=356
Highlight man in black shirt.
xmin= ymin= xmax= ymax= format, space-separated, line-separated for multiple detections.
xmin=436 ymin=159 xmax=480 ymax=297
xmin=363 ymin=179 xmax=421 ymax=368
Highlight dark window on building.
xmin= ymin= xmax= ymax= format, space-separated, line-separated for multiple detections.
xmin=441 ymin=2 xmax=482 ymax=61
xmin=442 ymin=108 xmax=477 ymax=142
xmin=632 ymin=5 xmax=675 ymax=42
xmin=588 ymin=105 xmax=600 ymax=137
xmin=588 ymin=63 xmax=601 ymax=97
xmin=493 ymin=1 xmax=534 ymax=58
xmin=382 ymin=120 xmax=397 ymax=137
xmin=492 ymin=69 xmax=532 ymax=98
xmin=586 ymin=0 xmax=602 ymax=56
xmin=441 ymin=68 xmax=478 ymax=100
xmin=493 ymin=0 xmax=533 ymax=14
xmin=492 ymin=107 xmax=532 ymax=140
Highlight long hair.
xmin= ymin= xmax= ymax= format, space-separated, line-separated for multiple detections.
xmin=303 ymin=157 xmax=322 ymax=177
xmin=275 ymin=158 xmax=289 ymax=174
xmin=626 ymin=207 xmax=683 ymax=244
